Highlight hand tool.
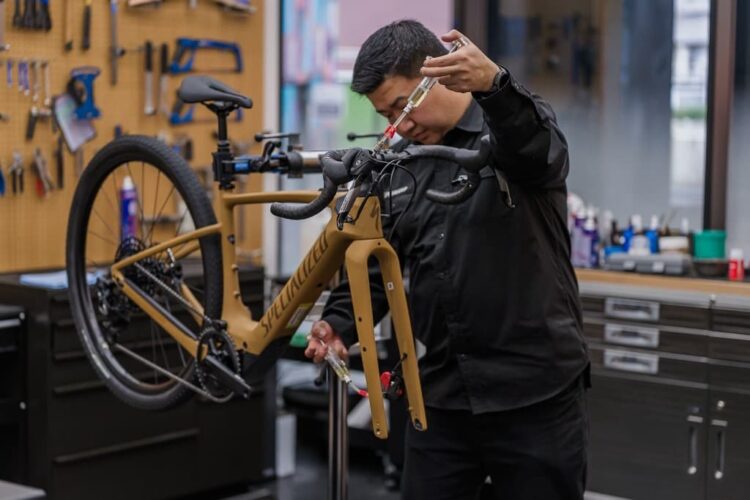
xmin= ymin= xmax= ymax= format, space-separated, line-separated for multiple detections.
xmin=143 ymin=40 xmax=155 ymax=115
xmin=158 ymin=43 xmax=169 ymax=116
xmin=75 ymin=148 xmax=84 ymax=175
xmin=67 ymin=66 xmax=101 ymax=119
xmin=36 ymin=0 xmax=51 ymax=30
xmin=9 ymin=151 xmax=24 ymax=194
xmin=18 ymin=60 xmax=29 ymax=95
xmin=0 ymin=0 xmax=11 ymax=50
xmin=55 ymin=134 xmax=64 ymax=189
xmin=12 ymin=0 xmax=22 ymax=27
xmin=82 ymin=0 xmax=92 ymax=50
xmin=53 ymin=93 xmax=96 ymax=153
xmin=31 ymin=60 xmax=41 ymax=102
xmin=0 ymin=162 xmax=5 ymax=197
xmin=169 ymin=38 xmax=242 ymax=73
xmin=41 ymin=60 xmax=51 ymax=107
xmin=6 ymin=58 xmax=12 ymax=88
xmin=109 ymin=0 xmax=125 ymax=85
xmin=21 ymin=0 xmax=35 ymax=28
xmin=26 ymin=105 xmax=52 ymax=141
xmin=63 ymin=0 xmax=73 ymax=50
xmin=32 ymin=148 xmax=55 ymax=196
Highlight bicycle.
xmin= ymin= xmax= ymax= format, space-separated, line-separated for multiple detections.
xmin=65 ymin=75 xmax=491 ymax=439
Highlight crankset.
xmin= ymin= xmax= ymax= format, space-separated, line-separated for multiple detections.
xmin=195 ymin=325 xmax=252 ymax=401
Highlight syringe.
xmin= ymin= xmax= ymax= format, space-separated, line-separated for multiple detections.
xmin=308 ymin=335 xmax=368 ymax=397
xmin=374 ymin=36 xmax=470 ymax=151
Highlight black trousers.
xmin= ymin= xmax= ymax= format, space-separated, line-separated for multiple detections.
xmin=401 ymin=378 xmax=588 ymax=500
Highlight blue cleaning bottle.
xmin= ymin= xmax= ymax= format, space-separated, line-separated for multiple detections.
xmin=120 ymin=176 xmax=138 ymax=241
xmin=645 ymin=215 xmax=660 ymax=254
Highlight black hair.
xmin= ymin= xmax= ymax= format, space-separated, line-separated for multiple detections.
xmin=351 ymin=19 xmax=448 ymax=95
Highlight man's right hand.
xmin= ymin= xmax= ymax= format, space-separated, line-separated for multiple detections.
xmin=305 ymin=320 xmax=348 ymax=363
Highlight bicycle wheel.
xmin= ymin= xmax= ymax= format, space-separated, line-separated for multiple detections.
xmin=66 ymin=135 xmax=223 ymax=410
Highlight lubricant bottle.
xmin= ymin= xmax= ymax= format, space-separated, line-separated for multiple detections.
xmin=120 ymin=176 xmax=138 ymax=241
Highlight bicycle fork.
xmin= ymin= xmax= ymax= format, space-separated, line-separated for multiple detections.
xmin=345 ymin=238 xmax=427 ymax=438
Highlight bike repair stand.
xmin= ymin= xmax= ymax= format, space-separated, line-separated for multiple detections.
xmin=327 ymin=365 xmax=349 ymax=500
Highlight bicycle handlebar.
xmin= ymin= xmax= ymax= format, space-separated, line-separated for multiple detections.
xmin=269 ymin=135 xmax=492 ymax=221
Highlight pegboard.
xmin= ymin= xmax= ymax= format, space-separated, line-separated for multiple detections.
xmin=0 ymin=0 xmax=267 ymax=272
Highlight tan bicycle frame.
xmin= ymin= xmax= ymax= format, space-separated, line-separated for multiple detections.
xmin=110 ymin=186 xmax=427 ymax=439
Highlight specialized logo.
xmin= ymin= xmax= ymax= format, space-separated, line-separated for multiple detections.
xmin=260 ymin=231 xmax=329 ymax=336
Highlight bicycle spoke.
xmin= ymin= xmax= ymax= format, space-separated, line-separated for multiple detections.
xmin=87 ymin=228 xmax=118 ymax=247
xmin=91 ymin=207 xmax=118 ymax=241
xmin=125 ymin=162 xmax=147 ymax=241
xmin=149 ymin=170 xmax=162 ymax=245
xmin=146 ymin=185 xmax=176 ymax=245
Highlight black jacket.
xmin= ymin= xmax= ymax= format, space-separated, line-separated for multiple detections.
xmin=322 ymin=71 xmax=589 ymax=413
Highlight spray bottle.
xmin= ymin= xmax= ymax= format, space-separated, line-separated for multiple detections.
xmin=120 ymin=176 xmax=138 ymax=241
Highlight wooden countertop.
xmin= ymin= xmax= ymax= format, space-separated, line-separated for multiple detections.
xmin=576 ymin=269 xmax=750 ymax=299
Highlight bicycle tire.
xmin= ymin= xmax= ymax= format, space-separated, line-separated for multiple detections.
xmin=66 ymin=135 xmax=223 ymax=410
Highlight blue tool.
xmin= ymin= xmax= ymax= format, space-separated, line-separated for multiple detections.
xmin=169 ymin=38 xmax=242 ymax=74
xmin=66 ymin=66 xmax=101 ymax=120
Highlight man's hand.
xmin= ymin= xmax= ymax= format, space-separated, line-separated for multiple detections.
xmin=421 ymin=29 xmax=500 ymax=94
xmin=304 ymin=320 xmax=348 ymax=363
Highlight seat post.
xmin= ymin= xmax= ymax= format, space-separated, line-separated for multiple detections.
xmin=211 ymin=105 xmax=235 ymax=189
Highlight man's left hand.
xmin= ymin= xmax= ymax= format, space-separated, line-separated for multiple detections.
xmin=421 ymin=29 xmax=500 ymax=94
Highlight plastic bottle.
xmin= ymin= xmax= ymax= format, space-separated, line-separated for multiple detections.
xmin=120 ymin=176 xmax=138 ymax=241
xmin=728 ymin=248 xmax=745 ymax=281
xmin=583 ymin=208 xmax=600 ymax=268
xmin=571 ymin=209 xmax=588 ymax=267
xmin=645 ymin=215 xmax=660 ymax=254
xmin=623 ymin=214 xmax=642 ymax=252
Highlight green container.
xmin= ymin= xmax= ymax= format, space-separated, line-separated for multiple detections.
xmin=693 ymin=230 xmax=726 ymax=259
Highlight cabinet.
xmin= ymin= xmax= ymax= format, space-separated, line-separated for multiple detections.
xmin=580 ymin=277 xmax=750 ymax=500
xmin=0 ymin=306 xmax=25 ymax=483
xmin=0 ymin=265 xmax=275 ymax=500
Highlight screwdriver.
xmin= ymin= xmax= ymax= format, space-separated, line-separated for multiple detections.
xmin=374 ymin=36 xmax=470 ymax=151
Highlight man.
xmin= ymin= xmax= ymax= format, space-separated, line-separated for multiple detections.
xmin=305 ymin=20 xmax=589 ymax=500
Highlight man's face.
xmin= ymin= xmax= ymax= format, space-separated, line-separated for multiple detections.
xmin=368 ymin=75 xmax=452 ymax=145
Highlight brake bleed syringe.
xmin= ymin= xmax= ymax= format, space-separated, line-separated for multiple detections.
xmin=309 ymin=335 xmax=368 ymax=397
xmin=373 ymin=37 xmax=470 ymax=151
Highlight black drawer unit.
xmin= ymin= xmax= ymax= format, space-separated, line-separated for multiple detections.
xmin=581 ymin=279 xmax=750 ymax=500
xmin=0 ymin=265 xmax=276 ymax=500
xmin=0 ymin=305 xmax=25 ymax=484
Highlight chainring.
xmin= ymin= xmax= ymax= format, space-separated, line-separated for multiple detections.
xmin=195 ymin=326 xmax=241 ymax=401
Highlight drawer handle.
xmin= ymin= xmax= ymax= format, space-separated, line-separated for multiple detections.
xmin=0 ymin=318 xmax=21 ymax=330
xmin=604 ymin=324 xmax=660 ymax=348
xmin=605 ymin=298 xmax=660 ymax=321
xmin=687 ymin=415 xmax=703 ymax=475
xmin=603 ymin=349 xmax=659 ymax=374
xmin=712 ymin=419 xmax=728 ymax=480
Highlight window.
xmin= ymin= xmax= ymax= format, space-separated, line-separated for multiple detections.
xmin=726 ymin=1 xmax=750 ymax=255
xmin=485 ymin=0 xmax=710 ymax=232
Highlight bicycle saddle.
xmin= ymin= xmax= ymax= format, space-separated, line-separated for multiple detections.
xmin=177 ymin=75 xmax=253 ymax=108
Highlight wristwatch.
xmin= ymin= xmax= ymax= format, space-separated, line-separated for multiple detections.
xmin=476 ymin=66 xmax=508 ymax=97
